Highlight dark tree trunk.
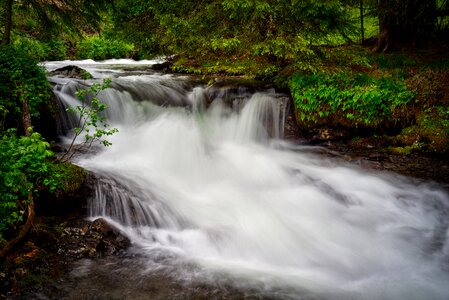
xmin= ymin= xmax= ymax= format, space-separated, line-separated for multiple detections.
xmin=22 ymin=97 xmax=32 ymax=136
xmin=374 ymin=0 xmax=395 ymax=52
xmin=360 ymin=0 xmax=364 ymax=45
xmin=1 ymin=0 xmax=13 ymax=46
xmin=374 ymin=0 xmax=438 ymax=52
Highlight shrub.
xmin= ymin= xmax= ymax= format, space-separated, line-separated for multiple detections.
xmin=0 ymin=130 xmax=58 ymax=242
xmin=76 ymin=36 xmax=135 ymax=60
xmin=290 ymin=72 xmax=415 ymax=129
xmin=0 ymin=46 xmax=53 ymax=132
xmin=13 ymin=37 xmax=67 ymax=61
xmin=13 ymin=37 xmax=49 ymax=61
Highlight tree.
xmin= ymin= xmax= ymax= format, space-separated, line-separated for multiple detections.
xmin=0 ymin=46 xmax=52 ymax=136
xmin=1 ymin=0 xmax=108 ymax=46
xmin=110 ymin=0 xmax=355 ymax=59
xmin=1 ymin=0 xmax=12 ymax=45
xmin=374 ymin=0 xmax=448 ymax=52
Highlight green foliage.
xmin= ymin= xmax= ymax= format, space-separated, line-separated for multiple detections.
xmin=291 ymin=72 xmax=415 ymax=128
xmin=419 ymin=106 xmax=449 ymax=132
xmin=61 ymin=79 xmax=118 ymax=161
xmin=52 ymin=163 xmax=86 ymax=195
xmin=76 ymin=36 xmax=135 ymax=60
xmin=255 ymin=65 xmax=281 ymax=81
xmin=375 ymin=54 xmax=417 ymax=69
xmin=395 ymin=105 xmax=449 ymax=154
xmin=0 ymin=46 xmax=52 ymax=131
xmin=110 ymin=0 xmax=356 ymax=60
xmin=253 ymin=36 xmax=315 ymax=62
xmin=45 ymin=39 xmax=67 ymax=61
xmin=12 ymin=37 xmax=67 ymax=61
xmin=13 ymin=37 xmax=49 ymax=61
xmin=210 ymin=37 xmax=242 ymax=54
xmin=0 ymin=130 xmax=58 ymax=238
xmin=10 ymin=0 xmax=109 ymax=41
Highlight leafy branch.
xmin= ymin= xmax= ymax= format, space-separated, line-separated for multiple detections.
xmin=60 ymin=79 xmax=118 ymax=162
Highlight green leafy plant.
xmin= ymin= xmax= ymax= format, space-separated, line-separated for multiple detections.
xmin=210 ymin=37 xmax=242 ymax=54
xmin=76 ymin=36 xmax=135 ymax=60
xmin=60 ymin=79 xmax=118 ymax=161
xmin=0 ymin=46 xmax=52 ymax=132
xmin=0 ymin=130 xmax=58 ymax=243
xmin=290 ymin=72 xmax=415 ymax=129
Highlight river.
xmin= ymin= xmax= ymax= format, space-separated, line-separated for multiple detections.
xmin=43 ymin=60 xmax=449 ymax=300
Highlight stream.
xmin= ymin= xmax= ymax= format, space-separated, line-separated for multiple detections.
xmin=43 ymin=60 xmax=449 ymax=300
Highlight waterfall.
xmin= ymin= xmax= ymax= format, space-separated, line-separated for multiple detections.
xmin=45 ymin=60 xmax=449 ymax=300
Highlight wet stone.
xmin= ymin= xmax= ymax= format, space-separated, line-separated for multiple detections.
xmin=48 ymin=65 xmax=92 ymax=79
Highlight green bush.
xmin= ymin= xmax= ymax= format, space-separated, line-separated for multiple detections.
xmin=374 ymin=53 xmax=417 ymax=69
xmin=210 ymin=37 xmax=242 ymax=54
xmin=291 ymin=72 xmax=415 ymax=129
xmin=0 ymin=46 xmax=52 ymax=131
xmin=76 ymin=36 xmax=135 ymax=60
xmin=45 ymin=39 xmax=67 ymax=61
xmin=13 ymin=37 xmax=49 ymax=61
xmin=13 ymin=37 xmax=67 ymax=61
xmin=0 ymin=130 xmax=58 ymax=241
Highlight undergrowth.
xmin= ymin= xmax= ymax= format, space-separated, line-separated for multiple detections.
xmin=290 ymin=72 xmax=415 ymax=129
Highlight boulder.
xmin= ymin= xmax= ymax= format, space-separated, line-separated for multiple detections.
xmin=49 ymin=65 xmax=93 ymax=79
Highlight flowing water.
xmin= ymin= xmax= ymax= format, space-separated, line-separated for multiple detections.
xmin=44 ymin=60 xmax=449 ymax=300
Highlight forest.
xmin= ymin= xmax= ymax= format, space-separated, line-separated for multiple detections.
xmin=1 ymin=0 xmax=449 ymax=298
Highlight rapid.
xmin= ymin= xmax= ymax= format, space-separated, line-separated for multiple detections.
xmin=44 ymin=60 xmax=449 ymax=300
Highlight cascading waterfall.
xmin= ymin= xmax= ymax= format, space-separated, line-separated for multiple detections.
xmin=45 ymin=60 xmax=449 ymax=300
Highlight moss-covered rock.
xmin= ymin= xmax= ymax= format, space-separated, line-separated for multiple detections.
xmin=36 ymin=163 xmax=89 ymax=217
xmin=55 ymin=163 xmax=87 ymax=196
xmin=395 ymin=107 xmax=449 ymax=154
xmin=49 ymin=65 xmax=93 ymax=79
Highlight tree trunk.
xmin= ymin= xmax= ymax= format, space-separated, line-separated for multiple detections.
xmin=0 ymin=196 xmax=35 ymax=258
xmin=374 ymin=0 xmax=393 ymax=52
xmin=22 ymin=94 xmax=32 ymax=136
xmin=374 ymin=0 xmax=438 ymax=52
xmin=1 ymin=0 xmax=13 ymax=46
xmin=360 ymin=0 xmax=364 ymax=45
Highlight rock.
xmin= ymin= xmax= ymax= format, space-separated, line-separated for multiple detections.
xmin=89 ymin=218 xmax=131 ymax=256
xmin=310 ymin=128 xmax=352 ymax=144
xmin=151 ymin=61 xmax=172 ymax=72
xmin=49 ymin=65 xmax=93 ymax=79
xmin=90 ymin=218 xmax=114 ymax=235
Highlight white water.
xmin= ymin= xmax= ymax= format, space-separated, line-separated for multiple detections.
xmin=45 ymin=60 xmax=449 ymax=300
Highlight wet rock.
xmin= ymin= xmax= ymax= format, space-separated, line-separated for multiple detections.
xmin=206 ymin=79 xmax=273 ymax=105
xmin=90 ymin=218 xmax=131 ymax=256
xmin=49 ymin=65 xmax=93 ymax=79
xmin=309 ymin=128 xmax=352 ymax=144
xmin=56 ymin=218 xmax=130 ymax=259
xmin=151 ymin=61 xmax=172 ymax=72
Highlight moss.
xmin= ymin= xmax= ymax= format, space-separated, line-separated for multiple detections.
xmin=81 ymin=70 xmax=93 ymax=80
xmin=395 ymin=107 xmax=449 ymax=154
xmin=54 ymin=163 xmax=87 ymax=196
xmin=390 ymin=144 xmax=426 ymax=156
